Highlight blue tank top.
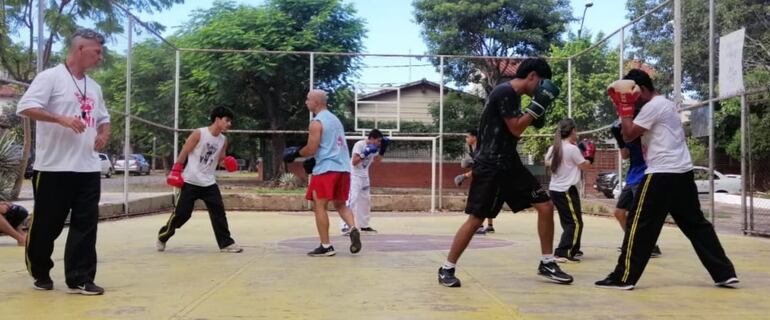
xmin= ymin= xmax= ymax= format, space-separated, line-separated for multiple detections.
xmin=312 ymin=110 xmax=351 ymax=174
xmin=625 ymin=139 xmax=647 ymax=186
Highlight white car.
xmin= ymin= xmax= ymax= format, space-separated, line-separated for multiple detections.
xmin=612 ymin=166 xmax=741 ymax=198
xmin=98 ymin=153 xmax=114 ymax=178
xmin=693 ymin=166 xmax=741 ymax=194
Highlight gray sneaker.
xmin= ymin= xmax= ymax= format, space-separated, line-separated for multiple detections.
xmin=156 ymin=239 xmax=166 ymax=252
xmin=220 ymin=243 xmax=243 ymax=253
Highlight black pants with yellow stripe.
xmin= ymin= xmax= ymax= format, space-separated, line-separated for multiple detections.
xmin=26 ymin=171 xmax=101 ymax=287
xmin=158 ymin=183 xmax=235 ymax=249
xmin=550 ymin=186 xmax=583 ymax=258
xmin=613 ymin=171 xmax=736 ymax=285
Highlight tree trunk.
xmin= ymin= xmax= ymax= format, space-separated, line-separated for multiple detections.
xmin=260 ymin=91 xmax=290 ymax=180
xmin=10 ymin=118 xmax=31 ymax=200
xmin=270 ymin=134 xmax=286 ymax=179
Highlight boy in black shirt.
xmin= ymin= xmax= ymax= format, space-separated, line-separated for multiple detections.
xmin=438 ymin=58 xmax=573 ymax=287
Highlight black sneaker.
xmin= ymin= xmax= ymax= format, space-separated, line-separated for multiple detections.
xmin=595 ymin=274 xmax=635 ymax=290
xmin=307 ymin=244 xmax=336 ymax=257
xmin=33 ymin=278 xmax=53 ymax=291
xmin=485 ymin=225 xmax=495 ymax=233
xmin=360 ymin=227 xmax=378 ymax=234
xmin=574 ymin=250 xmax=584 ymax=257
xmin=67 ymin=282 xmax=105 ymax=295
xmin=651 ymin=245 xmax=662 ymax=258
xmin=538 ymin=261 xmax=574 ymax=284
xmin=349 ymin=228 xmax=362 ymax=254
xmin=438 ymin=267 xmax=461 ymax=287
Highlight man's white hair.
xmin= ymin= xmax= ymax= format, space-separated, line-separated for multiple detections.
xmin=309 ymin=89 xmax=328 ymax=104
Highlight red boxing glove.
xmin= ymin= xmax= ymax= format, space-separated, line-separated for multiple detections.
xmin=223 ymin=156 xmax=238 ymax=172
xmin=607 ymin=80 xmax=641 ymax=118
xmin=582 ymin=139 xmax=596 ymax=164
xmin=167 ymin=163 xmax=184 ymax=188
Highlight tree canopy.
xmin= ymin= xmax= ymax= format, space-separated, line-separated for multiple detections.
xmin=413 ymin=0 xmax=573 ymax=92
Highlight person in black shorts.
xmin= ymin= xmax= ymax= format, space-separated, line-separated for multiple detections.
xmin=438 ymin=58 xmax=573 ymax=287
xmin=453 ymin=129 xmax=497 ymax=234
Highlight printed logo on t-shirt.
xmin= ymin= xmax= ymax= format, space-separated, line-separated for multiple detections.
xmin=333 ymin=135 xmax=345 ymax=154
xmin=76 ymin=93 xmax=95 ymax=128
xmin=199 ymin=142 xmax=219 ymax=167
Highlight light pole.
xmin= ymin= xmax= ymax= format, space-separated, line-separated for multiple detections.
xmin=578 ymin=0 xmax=594 ymax=38
xmin=152 ymin=136 xmax=156 ymax=171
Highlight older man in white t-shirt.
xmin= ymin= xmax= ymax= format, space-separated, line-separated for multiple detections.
xmin=16 ymin=29 xmax=110 ymax=295
xmin=595 ymin=69 xmax=737 ymax=290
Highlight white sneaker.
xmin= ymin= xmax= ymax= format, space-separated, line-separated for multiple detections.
xmin=220 ymin=243 xmax=243 ymax=253
xmin=156 ymin=240 xmax=166 ymax=252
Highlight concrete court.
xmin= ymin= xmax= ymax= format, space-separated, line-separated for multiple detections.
xmin=1 ymin=210 xmax=769 ymax=320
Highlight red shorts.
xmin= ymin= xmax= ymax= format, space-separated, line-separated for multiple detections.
xmin=305 ymin=171 xmax=351 ymax=201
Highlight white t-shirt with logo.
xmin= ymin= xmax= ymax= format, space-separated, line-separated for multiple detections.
xmin=633 ymin=95 xmax=693 ymax=174
xmin=183 ymin=127 xmax=226 ymax=187
xmin=17 ymin=64 xmax=110 ymax=172
xmin=546 ymin=141 xmax=587 ymax=192
xmin=350 ymin=140 xmax=378 ymax=178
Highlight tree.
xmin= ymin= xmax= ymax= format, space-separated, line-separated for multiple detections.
xmin=626 ymin=0 xmax=769 ymax=97
xmin=91 ymin=41 xmax=179 ymax=168
xmin=1 ymin=0 xmax=182 ymax=83
xmin=413 ymin=0 xmax=572 ymax=92
xmin=522 ymin=34 xmax=620 ymax=162
xmin=173 ymin=0 xmax=365 ymax=178
xmin=626 ymin=0 xmax=770 ymax=182
xmin=0 ymin=0 xmax=183 ymax=200
xmin=427 ymin=92 xmax=483 ymax=159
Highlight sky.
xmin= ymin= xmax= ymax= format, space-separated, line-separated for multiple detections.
xmin=116 ymin=0 xmax=629 ymax=88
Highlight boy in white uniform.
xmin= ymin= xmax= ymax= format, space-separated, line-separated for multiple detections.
xmin=341 ymin=129 xmax=387 ymax=234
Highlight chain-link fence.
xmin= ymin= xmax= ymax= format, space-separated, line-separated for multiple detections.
xmin=3 ymin=0 xmax=769 ymax=223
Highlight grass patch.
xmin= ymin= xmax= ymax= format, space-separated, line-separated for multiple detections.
xmin=247 ymin=187 xmax=306 ymax=195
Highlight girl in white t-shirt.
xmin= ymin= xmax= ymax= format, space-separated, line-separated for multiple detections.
xmin=545 ymin=119 xmax=593 ymax=263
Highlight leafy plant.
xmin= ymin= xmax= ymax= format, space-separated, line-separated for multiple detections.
xmin=0 ymin=134 xmax=21 ymax=200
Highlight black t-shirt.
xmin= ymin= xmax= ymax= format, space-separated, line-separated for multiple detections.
xmin=475 ymin=82 xmax=524 ymax=169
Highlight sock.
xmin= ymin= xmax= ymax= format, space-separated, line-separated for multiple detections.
xmin=322 ymin=243 xmax=332 ymax=249
xmin=442 ymin=261 xmax=456 ymax=270
xmin=541 ymin=254 xmax=555 ymax=263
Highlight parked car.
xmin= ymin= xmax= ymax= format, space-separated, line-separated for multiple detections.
xmin=25 ymin=152 xmax=114 ymax=179
xmin=98 ymin=153 xmax=114 ymax=178
xmin=114 ymin=154 xmax=151 ymax=175
xmin=594 ymin=172 xmax=618 ymax=199
xmin=610 ymin=166 xmax=741 ymax=199
xmin=693 ymin=166 xmax=741 ymax=194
